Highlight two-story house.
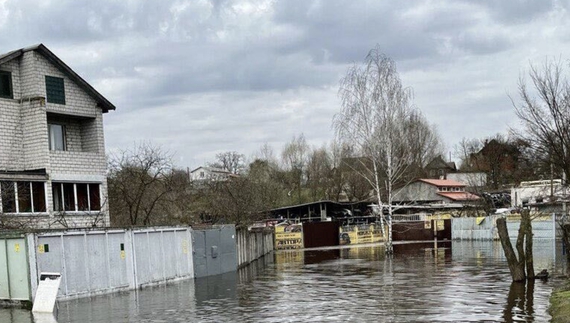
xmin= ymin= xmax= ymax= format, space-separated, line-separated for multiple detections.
xmin=0 ymin=44 xmax=114 ymax=228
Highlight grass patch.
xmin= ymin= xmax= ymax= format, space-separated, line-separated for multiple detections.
xmin=550 ymin=282 xmax=570 ymax=323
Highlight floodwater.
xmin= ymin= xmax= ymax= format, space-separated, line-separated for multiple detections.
xmin=1 ymin=240 xmax=567 ymax=323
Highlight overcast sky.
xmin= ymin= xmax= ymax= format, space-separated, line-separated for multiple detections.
xmin=1 ymin=0 xmax=569 ymax=169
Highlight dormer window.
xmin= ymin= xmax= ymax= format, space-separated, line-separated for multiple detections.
xmin=0 ymin=70 xmax=13 ymax=99
xmin=45 ymin=76 xmax=65 ymax=104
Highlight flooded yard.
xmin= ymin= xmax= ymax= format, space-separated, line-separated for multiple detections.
xmin=1 ymin=240 xmax=566 ymax=322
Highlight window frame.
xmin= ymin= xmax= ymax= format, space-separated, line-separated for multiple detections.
xmin=48 ymin=123 xmax=67 ymax=151
xmin=0 ymin=181 xmax=48 ymax=214
xmin=51 ymin=182 xmax=101 ymax=214
xmin=0 ymin=70 xmax=13 ymax=99
xmin=45 ymin=75 xmax=66 ymax=105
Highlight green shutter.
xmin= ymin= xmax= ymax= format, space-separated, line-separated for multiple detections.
xmin=45 ymin=76 xmax=65 ymax=104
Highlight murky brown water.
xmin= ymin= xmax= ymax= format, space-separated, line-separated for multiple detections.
xmin=1 ymin=240 xmax=566 ymax=322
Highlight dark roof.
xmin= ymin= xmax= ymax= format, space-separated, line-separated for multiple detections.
xmin=425 ymin=156 xmax=456 ymax=171
xmin=0 ymin=44 xmax=116 ymax=113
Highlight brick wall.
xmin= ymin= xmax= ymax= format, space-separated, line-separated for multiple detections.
xmin=35 ymin=54 xmax=99 ymax=117
xmin=0 ymin=47 xmax=112 ymax=229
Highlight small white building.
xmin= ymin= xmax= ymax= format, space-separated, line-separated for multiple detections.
xmin=189 ymin=166 xmax=233 ymax=182
xmin=511 ymin=179 xmax=564 ymax=208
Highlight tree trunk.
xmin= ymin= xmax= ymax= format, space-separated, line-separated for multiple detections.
xmin=562 ymin=224 xmax=570 ymax=261
xmin=522 ymin=210 xmax=535 ymax=279
xmin=497 ymin=218 xmax=526 ymax=281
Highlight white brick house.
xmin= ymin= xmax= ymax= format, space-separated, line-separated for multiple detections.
xmin=0 ymin=44 xmax=114 ymax=229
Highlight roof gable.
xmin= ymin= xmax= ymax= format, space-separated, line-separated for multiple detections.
xmin=0 ymin=44 xmax=115 ymax=113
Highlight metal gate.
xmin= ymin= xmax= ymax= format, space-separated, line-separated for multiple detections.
xmin=0 ymin=234 xmax=31 ymax=301
xmin=302 ymin=222 xmax=340 ymax=248
xmin=193 ymin=225 xmax=237 ymax=278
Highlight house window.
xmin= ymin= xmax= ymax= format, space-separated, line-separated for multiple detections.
xmin=200 ymin=171 xmax=205 ymax=178
xmin=45 ymin=76 xmax=65 ymax=104
xmin=1 ymin=181 xmax=16 ymax=213
xmin=0 ymin=70 xmax=13 ymax=99
xmin=48 ymin=123 xmax=66 ymax=151
xmin=0 ymin=181 xmax=46 ymax=213
xmin=52 ymin=182 xmax=101 ymax=212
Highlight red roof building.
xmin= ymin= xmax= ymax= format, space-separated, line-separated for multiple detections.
xmin=394 ymin=178 xmax=481 ymax=204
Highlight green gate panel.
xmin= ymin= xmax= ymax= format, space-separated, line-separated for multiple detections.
xmin=0 ymin=241 xmax=9 ymax=299
xmin=6 ymin=238 xmax=30 ymax=300
xmin=0 ymin=238 xmax=31 ymax=301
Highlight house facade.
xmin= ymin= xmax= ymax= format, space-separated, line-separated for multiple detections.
xmin=393 ymin=179 xmax=481 ymax=205
xmin=189 ymin=166 xmax=233 ymax=182
xmin=0 ymin=44 xmax=115 ymax=229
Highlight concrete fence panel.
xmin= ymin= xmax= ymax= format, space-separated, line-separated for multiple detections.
xmin=131 ymin=228 xmax=194 ymax=288
xmin=36 ymin=230 xmax=133 ymax=299
xmin=34 ymin=227 xmax=194 ymax=300
xmin=452 ymin=214 xmax=558 ymax=241
xmin=236 ymin=227 xmax=274 ymax=268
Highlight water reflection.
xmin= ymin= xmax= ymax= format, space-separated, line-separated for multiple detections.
xmin=504 ymin=281 xmax=535 ymax=323
xmin=0 ymin=240 xmax=565 ymax=322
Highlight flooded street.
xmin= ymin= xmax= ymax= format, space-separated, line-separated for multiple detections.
xmin=1 ymin=240 xmax=566 ymax=322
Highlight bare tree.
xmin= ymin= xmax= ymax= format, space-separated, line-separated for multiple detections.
xmin=306 ymin=146 xmax=333 ymax=201
xmin=281 ymin=134 xmax=310 ymax=204
xmin=334 ymin=46 xmax=441 ymax=253
xmin=209 ymin=151 xmax=246 ymax=174
xmin=108 ymin=142 xmax=174 ymax=226
xmin=195 ymin=159 xmax=282 ymax=225
xmin=454 ymin=137 xmax=483 ymax=171
xmin=512 ymin=59 xmax=570 ymax=183
xmin=405 ymin=110 xmax=445 ymax=178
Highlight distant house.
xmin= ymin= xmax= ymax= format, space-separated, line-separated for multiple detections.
xmin=393 ymin=179 xmax=481 ymax=205
xmin=425 ymin=156 xmax=457 ymax=179
xmin=189 ymin=166 xmax=233 ymax=182
xmin=468 ymin=139 xmax=521 ymax=189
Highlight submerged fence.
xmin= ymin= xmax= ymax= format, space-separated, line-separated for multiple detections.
xmin=236 ymin=227 xmax=274 ymax=268
xmin=452 ymin=214 xmax=560 ymax=240
xmin=36 ymin=227 xmax=194 ymax=300
xmin=0 ymin=224 xmax=274 ymax=304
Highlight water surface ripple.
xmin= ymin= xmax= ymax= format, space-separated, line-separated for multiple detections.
xmin=1 ymin=240 xmax=565 ymax=323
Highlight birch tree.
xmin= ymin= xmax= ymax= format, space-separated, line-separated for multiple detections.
xmin=334 ymin=46 xmax=441 ymax=254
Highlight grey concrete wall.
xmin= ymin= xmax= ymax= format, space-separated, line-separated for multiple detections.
xmin=236 ymin=227 xmax=274 ymax=268
xmin=452 ymin=214 xmax=559 ymax=240
xmin=32 ymin=227 xmax=194 ymax=300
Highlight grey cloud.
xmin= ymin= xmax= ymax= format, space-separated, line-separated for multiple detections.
xmin=1 ymin=0 xmax=568 ymax=168
xmin=469 ymin=0 xmax=557 ymax=24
